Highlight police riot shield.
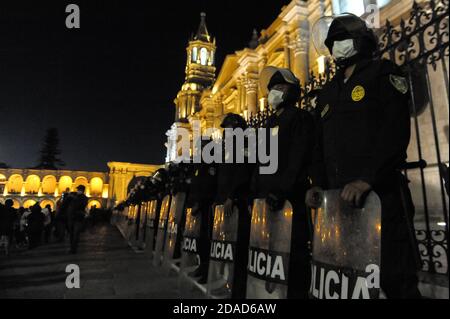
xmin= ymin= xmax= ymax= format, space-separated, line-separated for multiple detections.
xmin=137 ymin=202 xmax=148 ymax=250
xmin=310 ymin=190 xmax=382 ymax=299
xmin=144 ymin=200 xmax=159 ymax=258
xmin=129 ymin=204 xmax=142 ymax=248
xmin=152 ymin=195 xmax=171 ymax=267
xmin=116 ymin=206 xmax=129 ymax=238
xmin=178 ymin=207 xmax=204 ymax=297
xmin=125 ymin=205 xmax=137 ymax=243
xmin=163 ymin=192 xmax=187 ymax=267
xmin=246 ymin=199 xmax=293 ymax=299
xmin=206 ymin=205 xmax=239 ymax=299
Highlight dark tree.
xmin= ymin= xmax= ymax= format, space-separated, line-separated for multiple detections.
xmin=35 ymin=128 xmax=65 ymax=170
xmin=0 ymin=162 xmax=9 ymax=168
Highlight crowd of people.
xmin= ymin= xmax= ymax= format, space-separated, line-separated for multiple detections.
xmin=0 ymin=185 xmax=102 ymax=256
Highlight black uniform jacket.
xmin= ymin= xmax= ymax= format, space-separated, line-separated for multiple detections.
xmin=313 ymin=58 xmax=411 ymax=190
xmin=252 ymin=104 xmax=315 ymax=200
xmin=186 ymin=162 xmax=217 ymax=207
xmin=215 ymin=140 xmax=254 ymax=205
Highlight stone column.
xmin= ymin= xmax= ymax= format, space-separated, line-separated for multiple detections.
xmin=236 ymin=77 xmax=244 ymax=115
xmin=245 ymin=79 xmax=258 ymax=117
xmin=283 ymin=30 xmax=291 ymax=69
xmin=292 ymin=21 xmax=310 ymax=84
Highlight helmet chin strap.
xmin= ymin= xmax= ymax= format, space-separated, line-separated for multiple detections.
xmin=335 ymin=53 xmax=364 ymax=69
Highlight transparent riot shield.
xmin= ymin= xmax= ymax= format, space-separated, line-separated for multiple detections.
xmin=246 ymin=199 xmax=293 ymax=299
xmin=125 ymin=205 xmax=136 ymax=243
xmin=144 ymin=200 xmax=159 ymax=258
xmin=152 ymin=195 xmax=171 ymax=267
xmin=137 ymin=202 xmax=148 ymax=250
xmin=178 ymin=208 xmax=204 ymax=297
xmin=163 ymin=192 xmax=187 ymax=270
xmin=116 ymin=206 xmax=129 ymax=238
xmin=206 ymin=205 xmax=239 ymax=299
xmin=310 ymin=190 xmax=382 ymax=299
xmin=129 ymin=204 xmax=142 ymax=248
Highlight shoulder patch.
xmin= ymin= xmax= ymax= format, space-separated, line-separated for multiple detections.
xmin=321 ymin=104 xmax=330 ymax=118
xmin=389 ymin=74 xmax=408 ymax=95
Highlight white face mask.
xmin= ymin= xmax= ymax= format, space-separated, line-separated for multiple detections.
xmin=332 ymin=39 xmax=358 ymax=60
xmin=268 ymin=89 xmax=284 ymax=109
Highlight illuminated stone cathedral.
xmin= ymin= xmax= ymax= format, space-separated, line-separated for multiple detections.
xmin=164 ymin=0 xmax=448 ymax=236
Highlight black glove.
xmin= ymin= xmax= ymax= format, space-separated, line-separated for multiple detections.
xmin=266 ymin=193 xmax=285 ymax=212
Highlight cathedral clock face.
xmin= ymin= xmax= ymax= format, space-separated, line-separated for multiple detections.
xmin=200 ymin=47 xmax=208 ymax=66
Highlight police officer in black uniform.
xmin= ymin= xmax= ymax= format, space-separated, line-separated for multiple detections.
xmin=186 ymin=139 xmax=218 ymax=284
xmin=150 ymin=168 xmax=170 ymax=250
xmin=252 ymin=67 xmax=315 ymax=299
xmin=308 ymin=14 xmax=421 ymax=299
xmin=214 ymin=113 xmax=255 ymax=298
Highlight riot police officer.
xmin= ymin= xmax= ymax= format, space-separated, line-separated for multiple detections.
xmin=186 ymin=140 xmax=218 ymax=284
xmin=309 ymin=14 xmax=421 ymax=299
xmin=214 ymin=113 xmax=254 ymax=298
xmin=252 ymin=67 xmax=315 ymax=298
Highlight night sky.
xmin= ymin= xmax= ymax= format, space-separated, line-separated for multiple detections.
xmin=0 ymin=0 xmax=290 ymax=172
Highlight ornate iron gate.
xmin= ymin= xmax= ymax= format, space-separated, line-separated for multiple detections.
xmin=249 ymin=0 xmax=449 ymax=276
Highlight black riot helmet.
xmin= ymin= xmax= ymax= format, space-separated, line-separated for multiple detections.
xmin=260 ymin=66 xmax=301 ymax=107
xmin=152 ymin=168 xmax=168 ymax=192
xmin=221 ymin=113 xmax=248 ymax=129
xmin=324 ymin=13 xmax=378 ymax=59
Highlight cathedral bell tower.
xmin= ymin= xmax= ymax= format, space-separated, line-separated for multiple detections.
xmin=166 ymin=13 xmax=216 ymax=163
xmin=174 ymin=12 xmax=216 ymax=121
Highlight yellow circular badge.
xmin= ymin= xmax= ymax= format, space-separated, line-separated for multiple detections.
xmin=351 ymin=85 xmax=365 ymax=102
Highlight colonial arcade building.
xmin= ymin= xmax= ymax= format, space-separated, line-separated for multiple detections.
xmin=0 ymin=168 xmax=109 ymax=210
xmin=0 ymin=162 xmax=162 ymax=210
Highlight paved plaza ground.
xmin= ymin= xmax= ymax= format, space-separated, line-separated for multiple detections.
xmin=0 ymin=223 xmax=204 ymax=299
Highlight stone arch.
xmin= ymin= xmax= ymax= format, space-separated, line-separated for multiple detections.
xmin=10 ymin=199 xmax=21 ymax=209
xmin=25 ymin=175 xmax=41 ymax=194
xmin=88 ymin=199 xmax=102 ymax=210
xmin=0 ymin=174 xmax=6 ymax=196
xmin=23 ymin=199 xmax=37 ymax=209
xmin=40 ymin=199 xmax=55 ymax=210
xmin=90 ymin=177 xmax=103 ymax=197
xmin=73 ymin=176 xmax=89 ymax=191
xmin=42 ymin=175 xmax=57 ymax=195
xmin=7 ymin=174 xmax=24 ymax=194
xmin=59 ymin=176 xmax=73 ymax=193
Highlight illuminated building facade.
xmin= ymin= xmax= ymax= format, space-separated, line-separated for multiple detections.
xmin=0 ymin=162 xmax=162 ymax=210
xmin=0 ymin=168 xmax=109 ymax=210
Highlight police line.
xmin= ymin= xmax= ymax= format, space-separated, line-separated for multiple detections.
xmin=112 ymin=189 xmax=382 ymax=299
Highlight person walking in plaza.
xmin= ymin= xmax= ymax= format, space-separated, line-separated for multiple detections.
xmin=42 ymin=204 xmax=53 ymax=244
xmin=27 ymin=204 xmax=45 ymax=249
xmin=67 ymin=185 xmax=88 ymax=254
xmin=15 ymin=207 xmax=27 ymax=247
xmin=0 ymin=200 xmax=18 ymax=255
xmin=308 ymin=14 xmax=421 ymax=298
xmin=55 ymin=188 xmax=72 ymax=243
